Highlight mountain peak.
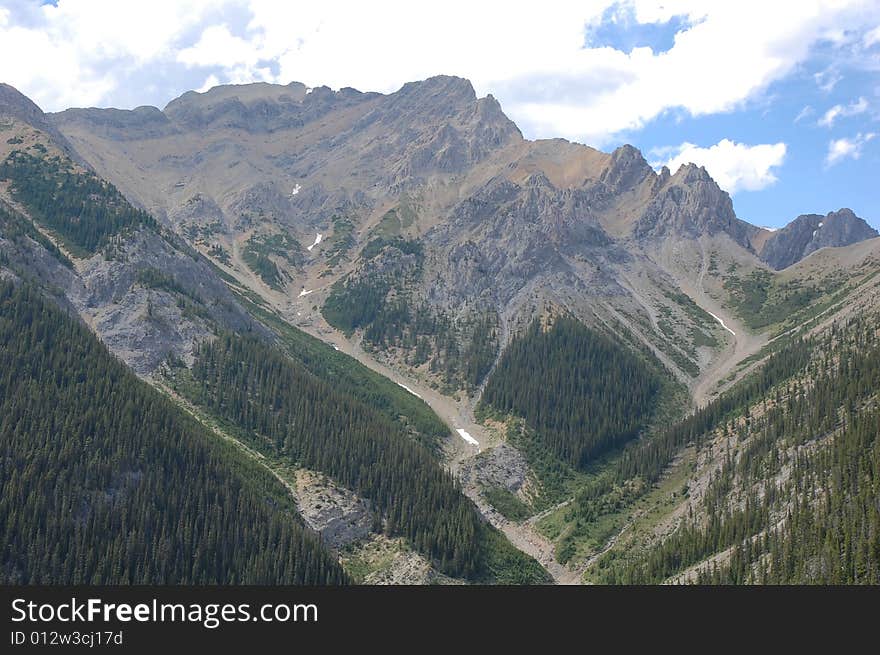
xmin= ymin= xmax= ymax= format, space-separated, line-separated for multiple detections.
xmin=758 ymin=207 xmax=878 ymax=269
xmin=397 ymin=75 xmax=477 ymax=101
xmin=599 ymin=143 xmax=654 ymax=193
xmin=672 ymin=162 xmax=712 ymax=184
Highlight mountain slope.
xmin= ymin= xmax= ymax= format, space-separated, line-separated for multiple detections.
xmin=0 ymin=280 xmax=347 ymax=584
xmin=2 ymin=83 xmax=549 ymax=584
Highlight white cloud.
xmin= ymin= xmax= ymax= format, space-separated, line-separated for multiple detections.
xmin=0 ymin=0 xmax=222 ymax=109
xmin=652 ymin=139 xmax=787 ymax=194
xmin=794 ymin=105 xmax=814 ymax=123
xmin=825 ymin=132 xmax=876 ymax=166
xmin=0 ymin=0 xmax=879 ymax=146
xmin=814 ymin=68 xmax=842 ymax=93
xmin=818 ymin=96 xmax=869 ymax=127
xmin=866 ymin=25 xmax=880 ymax=47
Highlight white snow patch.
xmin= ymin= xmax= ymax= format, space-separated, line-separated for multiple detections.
xmin=456 ymin=428 xmax=479 ymax=446
xmin=298 ymin=289 xmax=314 ymax=297
xmin=306 ymin=233 xmax=323 ymax=251
xmin=291 ymin=184 xmax=302 ymax=196
xmin=706 ymin=310 xmax=736 ymax=336
xmin=395 ymin=382 xmax=423 ymax=400
xmin=818 ymin=222 xmax=823 ymax=228
xmin=812 ymin=230 xmax=818 ymax=238
xmin=761 ymin=226 xmax=778 ymax=232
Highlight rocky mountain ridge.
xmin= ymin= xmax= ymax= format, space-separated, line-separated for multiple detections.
xmin=35 ymin=76 xmax=877 ymax=399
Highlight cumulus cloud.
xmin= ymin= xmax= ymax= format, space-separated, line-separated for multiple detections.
xmin=0 ymin=0 xmax=879 ymax=146
xmin=818 ymin=97 xmax=869 ymax=127
xmin=651 ymin=139 xmax=787 ymax=194
xmin=825 ymin=133 xmax=876 ymax=166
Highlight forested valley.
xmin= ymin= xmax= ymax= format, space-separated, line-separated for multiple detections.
xmin=177 ymin=332 xmax=548 ymax=583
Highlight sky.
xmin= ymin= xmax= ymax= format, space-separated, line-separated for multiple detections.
xmin=1 ymin=0 xmax=878 ymax=228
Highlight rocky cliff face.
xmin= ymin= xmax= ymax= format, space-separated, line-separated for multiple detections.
xmin=0 ymin=96 xmax=262 ymax=376
xmin=758 ymin=208 xmax=878 ymax=270
xmin=633 ymin=163 xmax=757 ymax=249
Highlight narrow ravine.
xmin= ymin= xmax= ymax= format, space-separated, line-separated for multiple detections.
xmin=295 ymin=319 xmax=581 ymax=583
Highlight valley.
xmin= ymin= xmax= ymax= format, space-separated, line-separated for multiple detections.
xmin=2 ymin=76 xmax=879 ymax=585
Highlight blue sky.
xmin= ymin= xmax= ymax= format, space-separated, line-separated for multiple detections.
xmin=1 ymin=0 xmax=879 ymax=228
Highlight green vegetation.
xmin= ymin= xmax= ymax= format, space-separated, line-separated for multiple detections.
xmin=231 ymin=289 xmax=448 ymax=448
xmin=724 ymin=267 xmax=844 ymax=331
xmin=0 ymin=202 xmax=72 ymax=268
xmin=595 ymin=317 xmax=880 ymax=583
xmin=241 ymin=231 xmax=302 ymax=289
xmin=374 ymin=198 xmax=417 ymax=238
xmin=480 ymin=526 xmax=552 ymax=585
xmin=0 ymin=150 xmax=156 ymax=255
xmin=136 ymin=267 xmax=198 ymax=301
xmin=189 ymin=334 xmax=470 ymax=570
xmin=480 ymin=316 xmax=662 ymax=469
xmin=181 ymin=332 xmax=545 ymax=581
xmin=207 ymin=243 xmax=231 ymax=265
xmin=323 ymin=216 xmax=356 ymax=267
xmin=321 ymin=238 xmax=423 ymax=334
xmin=0 ymin=281 xmax=347 ymax=584
xmin=483 ymin=486 xmax=531 ymax=522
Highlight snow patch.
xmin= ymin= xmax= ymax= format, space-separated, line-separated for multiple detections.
xmin=395 ymin=382 xmax=423 ymax=399
xmin=761 ymin=226 xmax=778 ymax=232
xmin=818 ymin=221 xmax=823 ymax=228
xmin=706 ymin=310 xmax=736 ymax=336
xmin=298 ymin=289 xmax=314 ymax=297
xmin=456 ymin=428 xmax=479 ymax=446
xmin=307 ymin=233 xmax=323 ymax=251
xmin=291 ymin=184 xmax=302 ymax=196
xmin=812 ymin=230 xmax=818 ymax=238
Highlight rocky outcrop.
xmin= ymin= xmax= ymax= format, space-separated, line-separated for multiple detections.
xmin=599 ymin=144 xmax=655 ymax=195
xmin=758 ymin=208 xmax=878 ymax=270
xmin=633 ymin=163 xmax=757 ymax=249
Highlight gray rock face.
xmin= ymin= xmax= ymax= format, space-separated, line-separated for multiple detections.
xmin=634 ymin=163 xmax=756 ymax=249
xmin=1 ymin=91 xmax=264 ymax=376
xmin=51 ymin=106 xmax=177 ymax=140
xmin=759 ymin=208 xmax=878 ymax=270
xmin=458 ymin=442 xmax=531 ymax=495
xmin=600 ymin=144 xmax=655 ymax=194
xmin=0 ymin=218 xmax=261 ymax=375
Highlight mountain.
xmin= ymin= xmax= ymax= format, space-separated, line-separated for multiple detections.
xmin=755 ymin=208 xmax=878 ymax=270
xmin=4 ymin=77 xmax=880 ymax=584
xmin=48 ymin=77 xmax=769 ymax=396
xmin=0 ymin=280 xmax=348 ymax=584
xmin=1 ymin=82 xmax=548 ymax=585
